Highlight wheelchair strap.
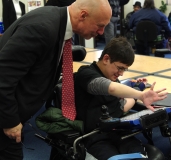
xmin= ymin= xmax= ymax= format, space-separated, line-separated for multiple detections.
xmin=108 ymin=153 xmax=146 ymax=160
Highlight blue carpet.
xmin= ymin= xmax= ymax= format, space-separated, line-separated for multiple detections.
xmin=135 ymin=124 xmax=171 ymax=158
xmin=23 ymin=105 xmax=51 ymax=160
xmin=165 ymin=54 xmax=171 ymax=58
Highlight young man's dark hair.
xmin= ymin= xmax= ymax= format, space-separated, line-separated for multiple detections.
xmin=99 ymin=37 xmax=134 ymax=65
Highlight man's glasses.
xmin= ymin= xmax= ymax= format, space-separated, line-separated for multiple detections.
xmin=113 ymin=62 xmax=128 ymax=72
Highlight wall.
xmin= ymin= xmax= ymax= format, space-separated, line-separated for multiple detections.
xmin=156 ymin=0 xmax=171 ymax=16
xmin=0 ymin=0 xmax=44 ymax=21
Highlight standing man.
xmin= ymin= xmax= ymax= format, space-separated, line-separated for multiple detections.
xmin=0 ymin=0 xmax=112 ymax=159
xmin=104 ymin=0 xmax=129 ymax=44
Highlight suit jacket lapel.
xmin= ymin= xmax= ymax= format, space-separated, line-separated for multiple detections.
xmin=54 ymin=7 xmax=68 ymax=84
xmin=57 ymin=7 xmax=67 ymax=66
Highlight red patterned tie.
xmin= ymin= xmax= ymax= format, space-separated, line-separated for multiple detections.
xmin=62 ymin=39 xmax=76 ymax=121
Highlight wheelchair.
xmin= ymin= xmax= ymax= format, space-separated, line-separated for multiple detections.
xmin=35 ymin=46 xmax=170 ymax=160
xmin=35 ymin=82 xmax=170 ymax=160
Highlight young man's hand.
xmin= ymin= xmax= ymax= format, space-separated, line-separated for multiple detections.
xmin=141 ymin=82 xmax=168 ymax=111
xmin=3 ymin=123 xmax=23 ymax=143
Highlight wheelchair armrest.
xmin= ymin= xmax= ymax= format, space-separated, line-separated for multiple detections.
xmin=49 ymin=130 xmax=81 ymax=144
xmin=98 ymin=117 xmax=121 ymax=131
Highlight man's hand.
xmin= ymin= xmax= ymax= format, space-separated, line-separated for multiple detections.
xmin=141 ymin=82 xmax=168 ymax=111
xmin=3 ymin=123 xmax=23 ymax=143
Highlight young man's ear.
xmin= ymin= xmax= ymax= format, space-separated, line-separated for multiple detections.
xmin=103 ymin=54 xmax=110 ymax=63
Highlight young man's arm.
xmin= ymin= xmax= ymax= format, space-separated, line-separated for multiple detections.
xmin=123 ymin=98 xmax=135 ymax=112
xmin=108 ymin=81 xmax=167 ymax=111
xmin=87 ymin=77 xmax=167 ymax=111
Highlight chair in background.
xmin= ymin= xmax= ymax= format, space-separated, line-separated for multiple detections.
xmin=121 ymin=18 xmax=135 ymax=49
xmin=134 ymin=20 xmax=165 ymax=55
xmin=154 ymin=48 xmax=171 ymax=58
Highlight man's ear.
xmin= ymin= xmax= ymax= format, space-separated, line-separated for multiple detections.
xmin=79 ymin=10 xmax=88 ymax=21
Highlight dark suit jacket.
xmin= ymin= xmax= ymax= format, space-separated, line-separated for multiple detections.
xmin=0 ymin=6 xmax=67 ymax=148
xmin=2 ymin=0 xmax=25 ymax=31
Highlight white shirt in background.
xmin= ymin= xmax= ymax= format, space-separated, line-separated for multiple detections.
xmin=12 ymin=0 xmax=22 ymax=19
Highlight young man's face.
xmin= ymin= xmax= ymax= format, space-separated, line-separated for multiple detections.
xmin=106 ymin=61 xmax=129 ymax=81
xmin=102 ymin=55 xmax=129 ymax=81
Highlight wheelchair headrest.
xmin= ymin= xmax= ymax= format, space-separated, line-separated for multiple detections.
xmin=72 ymin=45 xmax=86 ymax=62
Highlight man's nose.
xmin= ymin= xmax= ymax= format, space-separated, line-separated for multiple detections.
xmin=97 ymin=27 xmax=105 ymax=35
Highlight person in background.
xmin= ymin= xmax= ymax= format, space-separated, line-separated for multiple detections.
xmin=0 ymin=0 xmax=112 ymax=159
xmin=104 ymin=0 xmax=129 ymax=44
xmin=73 ymin=37 xmax=167 ymax=160
xmin=129 ymin=0 xmax=171 ymax=55
xmin=125 ymin=1 xmax=142 ymax=28
xmin=2 ymin=0 xmax=25 ymax=32
xmin=123 ymin=1 xmax=141 ymax=49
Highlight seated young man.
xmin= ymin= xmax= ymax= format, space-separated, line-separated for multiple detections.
xmin=74 ymin=37 xmax=167 ymax=160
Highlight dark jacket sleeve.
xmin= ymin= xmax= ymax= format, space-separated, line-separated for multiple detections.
xmin=19 ymin=1 xmax=26 ymax=16
xmin=0 ymin=25 xmax=50 ymax=128
xmin=120 ymin=0 xmax=129 ymax=6
xmin=160 ymin=12 xmax=171 ymax=38
xmin=125 ymin=11 xmax=134 ymax=28
xmin=129 ymin=13 xmax=135 ymax=30
xmin=2 ymin=0 xmax=11 ymax=31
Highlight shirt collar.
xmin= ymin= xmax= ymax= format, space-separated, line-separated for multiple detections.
xmin=64 ymin=7 xmax=73 ymax=40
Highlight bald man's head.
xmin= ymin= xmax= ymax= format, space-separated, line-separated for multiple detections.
xmin=75 ymin=0 xmax=110 ymax=13
xmin=69 ymin=0 xmax=111 ymax=39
